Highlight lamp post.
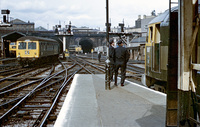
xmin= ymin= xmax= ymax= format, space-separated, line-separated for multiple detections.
xmin=105 ymin=0 xmax=110 ymax=90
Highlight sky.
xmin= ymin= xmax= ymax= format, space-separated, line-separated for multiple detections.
xmin=0 ymin=0 xmax=170 ymax=30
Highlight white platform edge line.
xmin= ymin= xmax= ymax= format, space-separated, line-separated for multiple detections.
xmin=125 ymin=79 xmax=167 ymax=97
xmin=54 ymin=74 xmax=78 ymax=127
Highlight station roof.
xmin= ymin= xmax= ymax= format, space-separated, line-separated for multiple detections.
xmin=2 ymin=31 xmax=26 ymax=42
xmin=17 ymin=36 xmax=57 ymax=42
xmin=148 ymin=6 xmax=178 ymax=25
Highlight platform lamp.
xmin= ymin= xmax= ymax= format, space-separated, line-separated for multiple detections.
xmin=105 ymin=0 xmax=111 ymax=90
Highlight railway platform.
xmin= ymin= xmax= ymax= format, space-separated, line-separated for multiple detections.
xmin=54 ymin=74 xmax=166 ymax=127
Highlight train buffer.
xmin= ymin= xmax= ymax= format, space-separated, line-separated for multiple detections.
xmin=54 ymin=74 xmax=166 ymax=127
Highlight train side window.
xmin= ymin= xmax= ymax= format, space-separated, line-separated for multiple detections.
xmin=18 ymin=42 xmax=27 ymax=49
xmin=155 ymin=24 xmax=160 ymax=43
xmin=28 ymin=42 xmax=36 ymax=49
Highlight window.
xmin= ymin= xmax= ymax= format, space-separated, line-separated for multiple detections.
xmin=47 ymin=44 xmax=53 ymax=51
xmin=18 ymin=42 xmax=27 ymax=49
xmin=152 ymin=24 xmax=161 ymax=72
xmin=149 ymin=26 xmax=153 ymax=43
xmin=155 ymin=24 xmax=160 ymax=43
xmin=28 ymin=42 xmax=36 ymax=49
xmin=10 ymin=42 xmax=16 ymax=45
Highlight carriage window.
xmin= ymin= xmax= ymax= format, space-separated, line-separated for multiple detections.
xmin=18 ymin=42 xmax=27 ymax=49
xmin=28 ymin=42 xmax=36 ymax=49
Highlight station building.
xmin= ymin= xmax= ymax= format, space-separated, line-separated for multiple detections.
xmin=126 ymin=13 xmax=157 ymax=62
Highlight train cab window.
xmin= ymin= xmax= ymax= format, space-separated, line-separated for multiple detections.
xmin=149 ymin=27 xmax=153 ymax=43
xmin=18 ymin=42 xmax=27 ymax=49
xmin=155 ymin=24 xmax=160 ymax=43
xmin=28 ymin=42 xmax=36 ymax=49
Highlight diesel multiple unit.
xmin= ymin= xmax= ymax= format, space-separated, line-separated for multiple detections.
xmin=16 ymin=36 xmax=60 ymax=66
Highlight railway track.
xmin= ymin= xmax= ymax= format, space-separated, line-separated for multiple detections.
xmin=0 ymin=55 xmax=146 ymax=126
xmin=0 ymin=57 xmax=105 ymax=126
xmin=76 ymin=54 xmax=145 ymax=83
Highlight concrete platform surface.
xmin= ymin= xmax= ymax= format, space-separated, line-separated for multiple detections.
xmin=54 ymin=74 xmax=166 ymax=127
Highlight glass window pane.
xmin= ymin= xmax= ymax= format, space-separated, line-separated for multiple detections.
xmin=28 ymin=42 xmax=36 ymax=49
xmin=10 ymin=42 xmax=16 ymax=45
xmin=18 ymin=42 xmax=27 ymax=49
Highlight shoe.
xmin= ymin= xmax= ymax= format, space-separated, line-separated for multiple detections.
xmin=121 ymin=83 xmax=124 ymax=86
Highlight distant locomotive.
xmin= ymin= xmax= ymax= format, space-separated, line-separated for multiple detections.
xmin=145 ymin=6 xmax=178 ymax=92
xmin=16 ymin=36 xmax=60 ymax=66
xmin=68 ymin=45 xmax=82 ymax=54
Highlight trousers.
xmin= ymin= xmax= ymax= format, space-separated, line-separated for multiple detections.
xmin=114 ymin=61 xmax=126 ymax=84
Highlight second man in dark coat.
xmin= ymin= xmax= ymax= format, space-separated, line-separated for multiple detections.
xmin=114 ymin=39 xmax=130 ymax=86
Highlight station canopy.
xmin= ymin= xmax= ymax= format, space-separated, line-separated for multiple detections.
xmin=2 ymin=31 xmax=26 ymax=42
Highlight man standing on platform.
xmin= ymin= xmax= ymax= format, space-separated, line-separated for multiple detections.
xmin=98 ymin=52 xmax=101 ymax=62
xmin=114 ymin=39 xmax=130 ymax=86
xmin=109 ymin=39 xmax=115 ymax=81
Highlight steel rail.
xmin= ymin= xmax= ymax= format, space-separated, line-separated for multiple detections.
xmin=0 ymin=66 xmax=52 ymax=92
xmin=75 ymin=57 xmax=97 ymax=74
xmin=77 ymin=57 xmax=105 ymax=73
xmin=127 ymin=64 xmax=145 ymax=73
xmin=0 ymin=58 xmax=88 ymax=125
xmin=0 ymin=78 xmax=44 ymax=98
xmin=0 ymin=61 xmax=77 ymax=125
xmin=0 ymin=67 xmax=21 ymax=75
xmin=76 ymin=61 xmax=93 ymax=74
xmin=32 ymin=62 xmax=76 ymax=126
xmin=85 ymin=61 xmax=105 ymax=73
xmin=38 ymin=71 xmax=80 ymax=127
xmin=0 ymin=64 xmax=60 ymax=124
xmin=0 ymin=68 xmax=37 ymax=83
xmin=38 ymin=60 xmax=81 ymax=126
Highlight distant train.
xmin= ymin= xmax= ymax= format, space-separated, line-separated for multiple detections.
xmin=68 ymin=45 xmax=82 ymax=54
xmin=16 ymin=36 xmax=60 ymax=66
xmin=145 ymin=6 xmax=178 ymax=92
